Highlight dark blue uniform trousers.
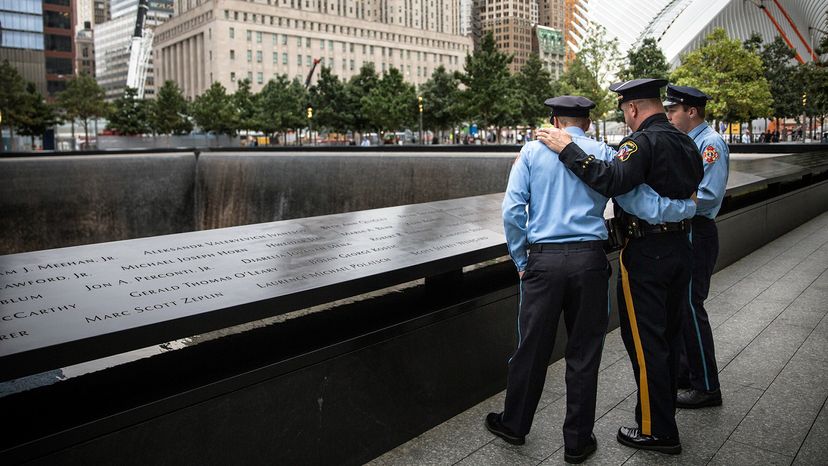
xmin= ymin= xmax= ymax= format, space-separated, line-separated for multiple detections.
xmin=618 ymin=232 xmax=692 ymax=439
xmin=502 ymin=242 xmax=610 ymax=450
xmin=678 ymin=216 xmax=721 ymax=391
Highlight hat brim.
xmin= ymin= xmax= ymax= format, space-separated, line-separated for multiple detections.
xmin=662 ymin=99 xmax=680 ymax=107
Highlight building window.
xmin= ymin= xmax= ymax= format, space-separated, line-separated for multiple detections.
xmin=306 ymin=55 xmax=311 ymax=66
xmin=247 ymin=72 xmax=252 ymax=81
xmin=45 ymin=57 xmax=72 ymax=75
xmin=273 ymin=52 xmax=278 ymax=64
xmin=257 ymin=72 xmax=263 ymax=84
xmin=229 ymin=27 xmax=234 ymax=38
xmin=230 ymin=49 xmax=235 ymax=59
xmin=246 ymin=30 xmax=252 ymax=41
xmin=256 ymin=31 xmax=262 ymax=43
xmin=305 ymin=37 xmax=310 ymax=47
xmin=44 ymin=11 xmax=71 ymax=29
xmin=257 ymin=50 xmax=262 ymax=62
xmin=282 ymin=34 xmax=287 ymax=45
xmin=297 ymin=36 xmax=302 ymax=46
xmin=247 ymin=50 xmax=252 ymax=62
xmin=349 ymin=59 xmax=354 ymax=70
xmin=283 ymin=52 xmax=288 ymax=64
xmin=231 ymin=72 xmax=236 ymax=81
xmin=44 ymin=35 xmax=72 ymax=52
xmin=297 ymin=55 xmax=302 ymax=65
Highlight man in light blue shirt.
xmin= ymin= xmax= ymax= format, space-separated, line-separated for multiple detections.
xmin=485 ymin=96 xmax=696 ymax=464
xmin=665 ymin=84 xmax=729 ymax=409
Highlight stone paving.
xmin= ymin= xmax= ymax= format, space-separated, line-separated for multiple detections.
xmin=369 ymin=211 xmax=828 ymax=466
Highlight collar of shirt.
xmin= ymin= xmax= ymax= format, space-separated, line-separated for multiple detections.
xmin=564 ymin=126 xmax=586 ymax=138
xmin=688 ymin=122 xmax=708 ymax=141
xmin=638 ymin=113 xmax=669 ymax=130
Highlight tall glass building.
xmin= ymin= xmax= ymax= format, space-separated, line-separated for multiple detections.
xmin=0 ymin=0 xmax=46 ymax=93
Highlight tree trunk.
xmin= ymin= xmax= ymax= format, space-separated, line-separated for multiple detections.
xmin=82 ymin=119 xmax=89 ymax=150
xmin=10 ymin=125 xmax=15 ymax=151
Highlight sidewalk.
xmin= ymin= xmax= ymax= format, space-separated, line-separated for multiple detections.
xmin=370 ymin=211 xmax=828 ymax=465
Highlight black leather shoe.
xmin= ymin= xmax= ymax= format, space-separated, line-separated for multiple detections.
xmin=617 ymin=426 xmax=681 ymax=454
xmin=485 ymin=413 xmax=525 ymax=445
xmin=676 ymin=388 xmax=722 ymax=409
xmin=564 ymin=433 xmax=597 ymax=464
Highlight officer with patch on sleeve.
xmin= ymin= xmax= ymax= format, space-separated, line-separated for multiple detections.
xmin=487 ymin=95 xmax=696 ymax=464
xmin=664 ymin=84 xmax=729 ymax=408
xmin=536 ymin=79 xmax=704 ymax=455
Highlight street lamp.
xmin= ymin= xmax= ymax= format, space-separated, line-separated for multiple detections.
xmin=418 ymin=95 xmax=423 ymax=145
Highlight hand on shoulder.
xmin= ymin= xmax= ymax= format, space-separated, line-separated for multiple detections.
xmin=536 ymin=127 xmax=572 ymax=153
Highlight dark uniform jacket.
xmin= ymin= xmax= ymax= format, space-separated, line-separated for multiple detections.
xmin=558 ymin=114 xmax=704 ymax=212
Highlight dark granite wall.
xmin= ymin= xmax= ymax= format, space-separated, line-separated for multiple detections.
xmin=0 ymin=152 xmax=514 ymax=254
xmin=0 ymin=154 xmax=197 ymax=254
xmin=197 ymin=152 xmax=514 ymax=229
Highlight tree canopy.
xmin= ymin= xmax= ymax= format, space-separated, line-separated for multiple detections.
xmin=672 ymin=28 xmax=772 ymax=123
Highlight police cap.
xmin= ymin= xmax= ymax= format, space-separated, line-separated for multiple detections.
xmin=543 ymin=95 xmax=595 ymax=117
xmin=609 ymin=78 xmax=668 ymax=105
xmin=663 ymin=84 xmax=710 ymax=108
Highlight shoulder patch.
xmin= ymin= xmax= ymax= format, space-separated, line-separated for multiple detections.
xmin=615 ymin=140 xmax=638 ymax=162
xmin=702 ymin=144 xmax=719 ymax=164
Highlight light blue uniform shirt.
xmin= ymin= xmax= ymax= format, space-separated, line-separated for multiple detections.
xmin=688 ymin=122 xmax=729 ymax=219
xmin=503 ymin=127 xmax=696 ymax=271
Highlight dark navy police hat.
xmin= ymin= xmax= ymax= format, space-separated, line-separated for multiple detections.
xmin=609 ymin=78 xmax=668 ymax=105
xmin=663 ymin=84 xmax=710 ymax=107
xmin=543 ymin=95 xmax=596 ymax=117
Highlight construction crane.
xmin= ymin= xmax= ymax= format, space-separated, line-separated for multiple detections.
xmin=125 ymin=0 xmax=153 ymax=98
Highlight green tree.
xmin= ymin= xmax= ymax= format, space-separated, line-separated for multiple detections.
xmin=255 ymin=75 xmax=307 ymax=144
xmin=419 ymin=65 xmax=462 ymax=142
xmin=797 ymin=63 xmax=828 ymax=139
xmin=190 ymin=81 xmax=237 ymax=136
xmin=514 ymin=53 xmax=555 ymax=128
xmin=672 ymin=28 xmax=772 ymax=137
xmin=57 ymin=73 xmax=107 ymax=149
xmin=457 ymin=31 xmax=520 ymax=142
xmin=561 ymin=22 xmax=621 ymax=138
xmin=343 ymin=63 xmax=379 ymax=139
xmin=16 ymin=83 xmax=60 ymax=148
xmin=754 ymin=35 xmax=800 ymax=124
xmin=107 ymin=87 xmax=151 ymax=135
xmin=361 ymin=67 xmax=417 ymax=137
xmin=618 ymin=38 xmax=670 ymax=82
xmin=233 ymin=79 xmax=257 ymax=134
xmin=0 ymin=60 xmax=28 ymax=150
xmin=151 ymin=80 xmax=192 ymax=135
xmin=558 ymin=57 xmax=606 ymax=127
xmin=309 ymin=66 xmax=348 ymax=134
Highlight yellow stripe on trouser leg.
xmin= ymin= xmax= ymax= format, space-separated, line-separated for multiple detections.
xmin=620 ymin=247 xmax=651 ymax=435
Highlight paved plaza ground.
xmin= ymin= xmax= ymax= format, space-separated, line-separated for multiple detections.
xmin=370 ymin=210 xmax=828 ymax=465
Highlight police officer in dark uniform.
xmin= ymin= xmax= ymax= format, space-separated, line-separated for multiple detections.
xmin=664 ymin=85 xmax=729 ymax=408
xmin=536 ymin=79 xmax=704 ymax=454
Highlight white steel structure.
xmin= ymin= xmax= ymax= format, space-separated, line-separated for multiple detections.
xmin=570 ymin=0 xmax=827 ymax=66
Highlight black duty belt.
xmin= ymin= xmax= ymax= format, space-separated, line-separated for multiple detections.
xmin=529 ymin=240 xmax=605 ymax=252
xmin=633 ymin=218 xmax=692 ymax=236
